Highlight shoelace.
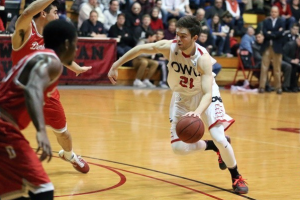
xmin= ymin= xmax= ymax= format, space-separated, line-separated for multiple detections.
xmin=217 ymin=152 xmax=223 ymax=163
xmin=233 ymin=176 xmax=248 ymax=187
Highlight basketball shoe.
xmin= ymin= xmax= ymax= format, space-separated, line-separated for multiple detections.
xmin=58 ymin=150 xmax=90 ymax=173
xmin=217 ymin=135 xmax=231 ymax=170
xmin=232 ymin=175 xmax=248 ymax=194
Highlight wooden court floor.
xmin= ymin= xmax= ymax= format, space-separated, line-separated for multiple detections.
xmin=22 ymin=86 xmax=300 ymax=200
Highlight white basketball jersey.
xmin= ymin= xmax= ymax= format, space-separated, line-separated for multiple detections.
xmin=167 ymin=40 xmax=216 ymax=96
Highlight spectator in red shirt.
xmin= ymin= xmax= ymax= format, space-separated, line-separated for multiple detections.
xmin=274 ymin=0 xmax=296 ymax=29
xmin=150 ymin=7 xmax=164 ymax=31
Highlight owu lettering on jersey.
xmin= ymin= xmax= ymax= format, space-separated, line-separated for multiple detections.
xmin=171 ymin=61 xmax=201 ymax=77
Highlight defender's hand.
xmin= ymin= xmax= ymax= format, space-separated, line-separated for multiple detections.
xmin=36 ymin=131 xmax=52 ymax=162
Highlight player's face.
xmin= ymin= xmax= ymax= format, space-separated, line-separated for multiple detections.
xmin=45 ymin=6 xmax=59 ymax=22
xmin=176 ymin=28 xmax=197 ymax=51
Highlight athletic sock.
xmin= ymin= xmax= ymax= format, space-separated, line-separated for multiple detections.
xmin=228 ymin=165 xmax=240 ymax=179
xmin=63 ymin=150 xmax=74 ymax=160
xmin=204 ymin=140 xmax=218 ymax=152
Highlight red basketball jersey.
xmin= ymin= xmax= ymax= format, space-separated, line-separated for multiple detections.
xmin=11 ymin=20 xmax=45 ymax=66
xmin=0 ymin=49 xmax=61 ymax=130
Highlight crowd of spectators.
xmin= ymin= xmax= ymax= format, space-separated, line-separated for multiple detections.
xmin=0 ymin=0 xmax=300 ymax=90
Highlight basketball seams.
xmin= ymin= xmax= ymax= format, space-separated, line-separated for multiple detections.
xmin=184 ymin=121 xmax=201 ymax=143
xmin=176 ymin=116 xmax=205 ymax=143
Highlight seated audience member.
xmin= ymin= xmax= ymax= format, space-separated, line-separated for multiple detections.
xmin=137 ymin=0 xmax=154 ymax=15
xmin=154 ymin=0 xmax=166 ymax=24
xmin=80 ymin=10 xmax=107 ymax=37
xmin=164 ymin=18 xmax=176 ymax=40
xmin=154 ymin=29 xmax=168 ymax=88
xmin=197 ymin=31 xmax=222 ymax=76
xmin=134 ymin=14 xmax=154 ymax=45
xmin=291 ymin=0 xmax=300 ymax=23
xmin=252 ymin=32 xmax=292 ymax=92
xmin=125 ymin=2 xmax=142 ymax=29
xmin=240 ymin=26 xmax=255 ymax=54
xmin=178 ymin=0 xmax=193 ymax=16
xmin=205 ymin=0 xmax=225 ymax=20
xmin=161 ymin=0 xmax=185 ymax=24
xmin=103 ymin=0 xmax=121 ymax=31
xmin=220 ymin=11 xmax=234 ymax=57
xmin=282 ymin=36 xmax=300 ymax=92
xmin=207 ymin=14 xmax=226 ymax=56
xmin=150 ymin=7 xmax=164 ymax=31
xmin=283 ymin=23 xmax=300 ymax=43
xmin=132 ymin=30 xmax=159 ymax=88
xmin=78 ymin=0 xmax=106 ymax=30
xmin=274 ymin=0 xmax=296 ymax=29
xmin=196 ymin=8 xmax=214 ymax=48
xmin=108 ymin=13 xmax=134 ymax=58
xmin=225 ymin=0 xmax=244 ymax=31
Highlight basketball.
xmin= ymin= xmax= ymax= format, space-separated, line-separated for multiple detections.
xmin=176 ymin=116 xmax=205 ymax=143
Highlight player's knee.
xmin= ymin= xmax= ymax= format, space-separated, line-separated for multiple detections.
xmin=54 ymin=130 xmax=71 ymax=140
xmin=171 ymin=142 xmax=189 ymax=155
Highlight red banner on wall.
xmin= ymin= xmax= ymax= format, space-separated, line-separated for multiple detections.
xmin=0 ymin=36 xmax=117 ymax=84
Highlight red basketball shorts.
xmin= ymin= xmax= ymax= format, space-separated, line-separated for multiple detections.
xmin=44 ymin=88 xmax=67 ymax=133
xmin=0 ymin=118 xmax=53 ymax=200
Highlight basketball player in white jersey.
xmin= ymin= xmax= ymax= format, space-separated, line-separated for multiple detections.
xmin=108 ymin=16 xmax=248 ymax=194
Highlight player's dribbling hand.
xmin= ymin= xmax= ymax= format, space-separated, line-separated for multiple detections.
xmin=75 ymin=66 xmax=92 ymax=76
xmin=184 ymin=111 xmax=201 ymax=119
xmin=36 ymin=131 xmax=52 ymax=162
xmin=108 ymin=63 xmax=119 ymax=84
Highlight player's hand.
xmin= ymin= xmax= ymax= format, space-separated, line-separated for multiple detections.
xmin=183 ymin=112 xmax=201 ymax=119
xmin=75 ymin=66 xmax=92 ymax=76
xmin=108 ymin=63 xmax=119 ymax=84
xmin=36 ymin=131 xmax=52 ymax=162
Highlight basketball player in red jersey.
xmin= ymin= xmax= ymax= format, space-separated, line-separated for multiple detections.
xmin=11 ymin=0 xmax=90 ymax=173
xmin=0 ymin=20 xmax=77 ymax=200
xmin=108 ymin=16 xmax=249 ymax=194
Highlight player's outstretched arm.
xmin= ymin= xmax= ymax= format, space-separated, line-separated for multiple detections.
xmin=194 ymin=53 xmax=213 ymax=115
xmin=64 ymin=61 xmax=92 ymax=76
xmin=12 ymin=0 xmax=55 ymax=49
xmin=20 ymin=55 xmax=62 ymax=162
xmin=108 ymin=40 xmax=172 ymax=84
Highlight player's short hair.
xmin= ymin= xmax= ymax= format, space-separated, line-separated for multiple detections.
xmin=33 ymin=0 xmax=59 ymax=19
xmin=176 ymin=16 xmax=201 ymax=37
xmin=43 ymin=20 xmax=77 ymax=51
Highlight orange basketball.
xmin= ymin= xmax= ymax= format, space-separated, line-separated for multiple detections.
xmin=176 ymin=116 xmax=205 ymax=143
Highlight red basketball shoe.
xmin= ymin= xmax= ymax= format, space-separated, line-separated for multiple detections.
xmin=216 ymin=135 xmax=231 ymax=170
xmin=58 ymin=150 xmax=90 ymax=173
xmin=232 ymin=175 xmax=248 ymax=194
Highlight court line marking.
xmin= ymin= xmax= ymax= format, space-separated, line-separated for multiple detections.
xmin=52 ymin=150 xmax=257 ymax=200
xmin=53 ymin=160 xmax=126 ymax=197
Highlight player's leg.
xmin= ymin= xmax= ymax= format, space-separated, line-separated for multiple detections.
xmin=169 ymin=92 xmax=213 ymax=154
xmin=0 ymin=121 xmax=54 ymax=200
xmin=209 ymin=124 xmax=248 ymax=194
xmin=204 ymin=81 xmax=248 ymax=194
xmin=43 ymin=89 xmax=89 ymax=173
